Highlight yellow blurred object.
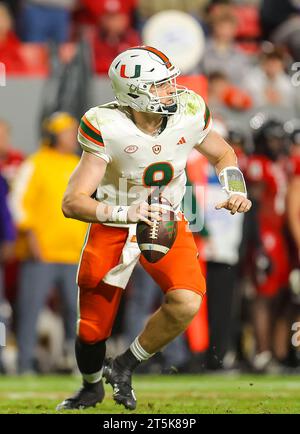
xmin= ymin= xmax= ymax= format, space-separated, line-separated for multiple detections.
xmin=41 ymin=112 xmax=78 ymax=147
xmin=10 ymin=146 xmax=86 ymax=264
xmin=43 ymin=112 xmax=77 ymax=135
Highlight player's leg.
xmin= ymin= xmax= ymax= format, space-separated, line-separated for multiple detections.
xmin=57 ymin=223 xmax=128 ymax=410
xmin=136 ymin=219 xmax=205 ymax=352
xmin=103 ymin=220 xmax=205 ymax=410
xmin=137 ymin=289 xmax=202 ymax=352
xmin=57 ymin=281 xmax=123 ymax=410
xmin=124 ymin=266 xmax=190 ymax=372
xmin=272 ymin=289 xmax=292 ymax=363
xmin=103 ymin=290 xmax=201 ymax=410
xmin=124 ymin=264 xmax=161 ymax=344
xmin=252 ymin=229 xmax=290 ymax=372
xmin=252 ymin=295 xmax=273 ymax=363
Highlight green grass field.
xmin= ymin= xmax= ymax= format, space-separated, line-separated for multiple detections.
xmin=0 ymin=374 xmax=300 ymax=414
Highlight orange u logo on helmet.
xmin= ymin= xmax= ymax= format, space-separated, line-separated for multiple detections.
xmin=120 ymin=64 xmax=141 ymax=79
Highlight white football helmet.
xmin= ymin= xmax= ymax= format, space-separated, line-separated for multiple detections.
xmin=108 ymin=46 xmax=187 ymax=114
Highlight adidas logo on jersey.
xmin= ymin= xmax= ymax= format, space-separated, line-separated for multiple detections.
xmin=177 ymin=137 xmax=186 ymax=145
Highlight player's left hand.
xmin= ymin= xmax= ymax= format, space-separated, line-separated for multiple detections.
xmin=215 ymin=194 xmax=252 ymax=215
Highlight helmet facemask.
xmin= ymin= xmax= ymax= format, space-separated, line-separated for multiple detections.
xmin=141 ymin=73 xmax=187 ymax=115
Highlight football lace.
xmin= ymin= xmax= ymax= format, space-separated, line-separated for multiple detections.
xmin=149 ymin=219 xmax=159 ymax=240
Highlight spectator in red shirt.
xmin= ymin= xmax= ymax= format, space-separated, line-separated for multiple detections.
xmin=0 ymin=120 xmax=24 ymax=186
xmin=78 ymin=0 xmax=137 ymax=26
xmin=90 ymin=0 xmax=140 ymax=75
xmin=0 ymin=2 xmax=24 ymax=73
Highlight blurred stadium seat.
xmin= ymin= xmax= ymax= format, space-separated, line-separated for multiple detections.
xmin=234 ymin=5 xmax=261 ymax=40
xmin=177 ymin=75 xmax=208 ymax=101
xmin=233 ymin=5 xmax=262 ymax=53
xmin=7 ymin=43 xmax=78 ymax=77
xmin=18 ymin=44 xmax=49 ymax=77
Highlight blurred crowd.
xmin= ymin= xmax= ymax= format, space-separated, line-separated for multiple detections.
xmin=0 ymin=0 xmax=300 ymax=376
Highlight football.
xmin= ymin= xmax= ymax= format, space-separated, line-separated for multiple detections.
xmin=136 ymin=195 xmax=178 ymax=263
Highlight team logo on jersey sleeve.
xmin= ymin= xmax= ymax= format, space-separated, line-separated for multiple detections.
xmin=152 ymin=144 xmax=161 ymax=154
xmin=124 ymin=145 xmax=138 ymax=154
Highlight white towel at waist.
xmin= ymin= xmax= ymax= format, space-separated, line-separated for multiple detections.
xmin=102 ymin=210 xmax=187 ymax=289
xmin=102 ymin=224 xmax=140 ymax=289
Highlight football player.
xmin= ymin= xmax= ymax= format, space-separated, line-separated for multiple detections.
xmin=286 ymin=120 xmax=300 ymax=303
xmin=57 ymin=46 xmax=251 ymax=411
xmin=245 ymin=116 xmax=290 ymax=371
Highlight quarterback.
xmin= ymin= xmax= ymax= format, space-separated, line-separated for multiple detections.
xmin=57 ymin=46 xmax=251 ymax=411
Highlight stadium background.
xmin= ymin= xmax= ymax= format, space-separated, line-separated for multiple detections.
xmin=1 ymin=0 xmax=300 ymax=414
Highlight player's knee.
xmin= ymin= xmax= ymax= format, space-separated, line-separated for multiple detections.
xmin=164 ymin=289 xmax=202 ymax=325
xmin=179 ymin=294 xmax=201 ymax=323
xmin=78 ymin=319 xmax=111 ymax=344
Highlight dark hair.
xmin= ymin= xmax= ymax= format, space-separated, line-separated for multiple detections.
xmin=260 ymin=48 xmax=285 ymax=63
xmin=211 ymin=10 xmax=237 ymax=27
xmin=207 ymin=71 xmax=228 ymax=82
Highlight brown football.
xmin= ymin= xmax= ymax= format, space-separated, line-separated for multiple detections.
xmin=136 ymin=195 xmax=178 ymax=263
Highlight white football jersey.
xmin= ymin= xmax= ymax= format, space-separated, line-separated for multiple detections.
xmin=78 ymin=90 xmax=212 ymax=225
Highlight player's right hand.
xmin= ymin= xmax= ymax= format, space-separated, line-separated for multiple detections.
xmin=215 ymin=194 xmax=252 ymax=215
xmin=127 ymin=201 xmax=166 ymax=226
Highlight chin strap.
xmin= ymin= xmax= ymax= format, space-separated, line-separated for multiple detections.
xmin=155 ymin=103 xmax=177 ymax=114
xmin=163 ymin=103 xmax=178 ymax=113
xmin=218 ymin=166 xmax=247 ymax=198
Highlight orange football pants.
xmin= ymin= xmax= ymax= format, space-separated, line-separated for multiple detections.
xmin=77 ymin=221 xmax=206 ymax=343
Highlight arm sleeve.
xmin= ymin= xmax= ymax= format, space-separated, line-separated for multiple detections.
xmin=78 ymin=108 xmax=111 ymax=163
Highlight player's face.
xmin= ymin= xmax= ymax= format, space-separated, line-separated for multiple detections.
xmin=150 ymin=81 xmax=176 ymax=106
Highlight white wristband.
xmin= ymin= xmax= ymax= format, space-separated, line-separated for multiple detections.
xmin=96 ymin=204 xmax=129 ymax=223
xmin=111 ymin=205 xmax=130 ymax=223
